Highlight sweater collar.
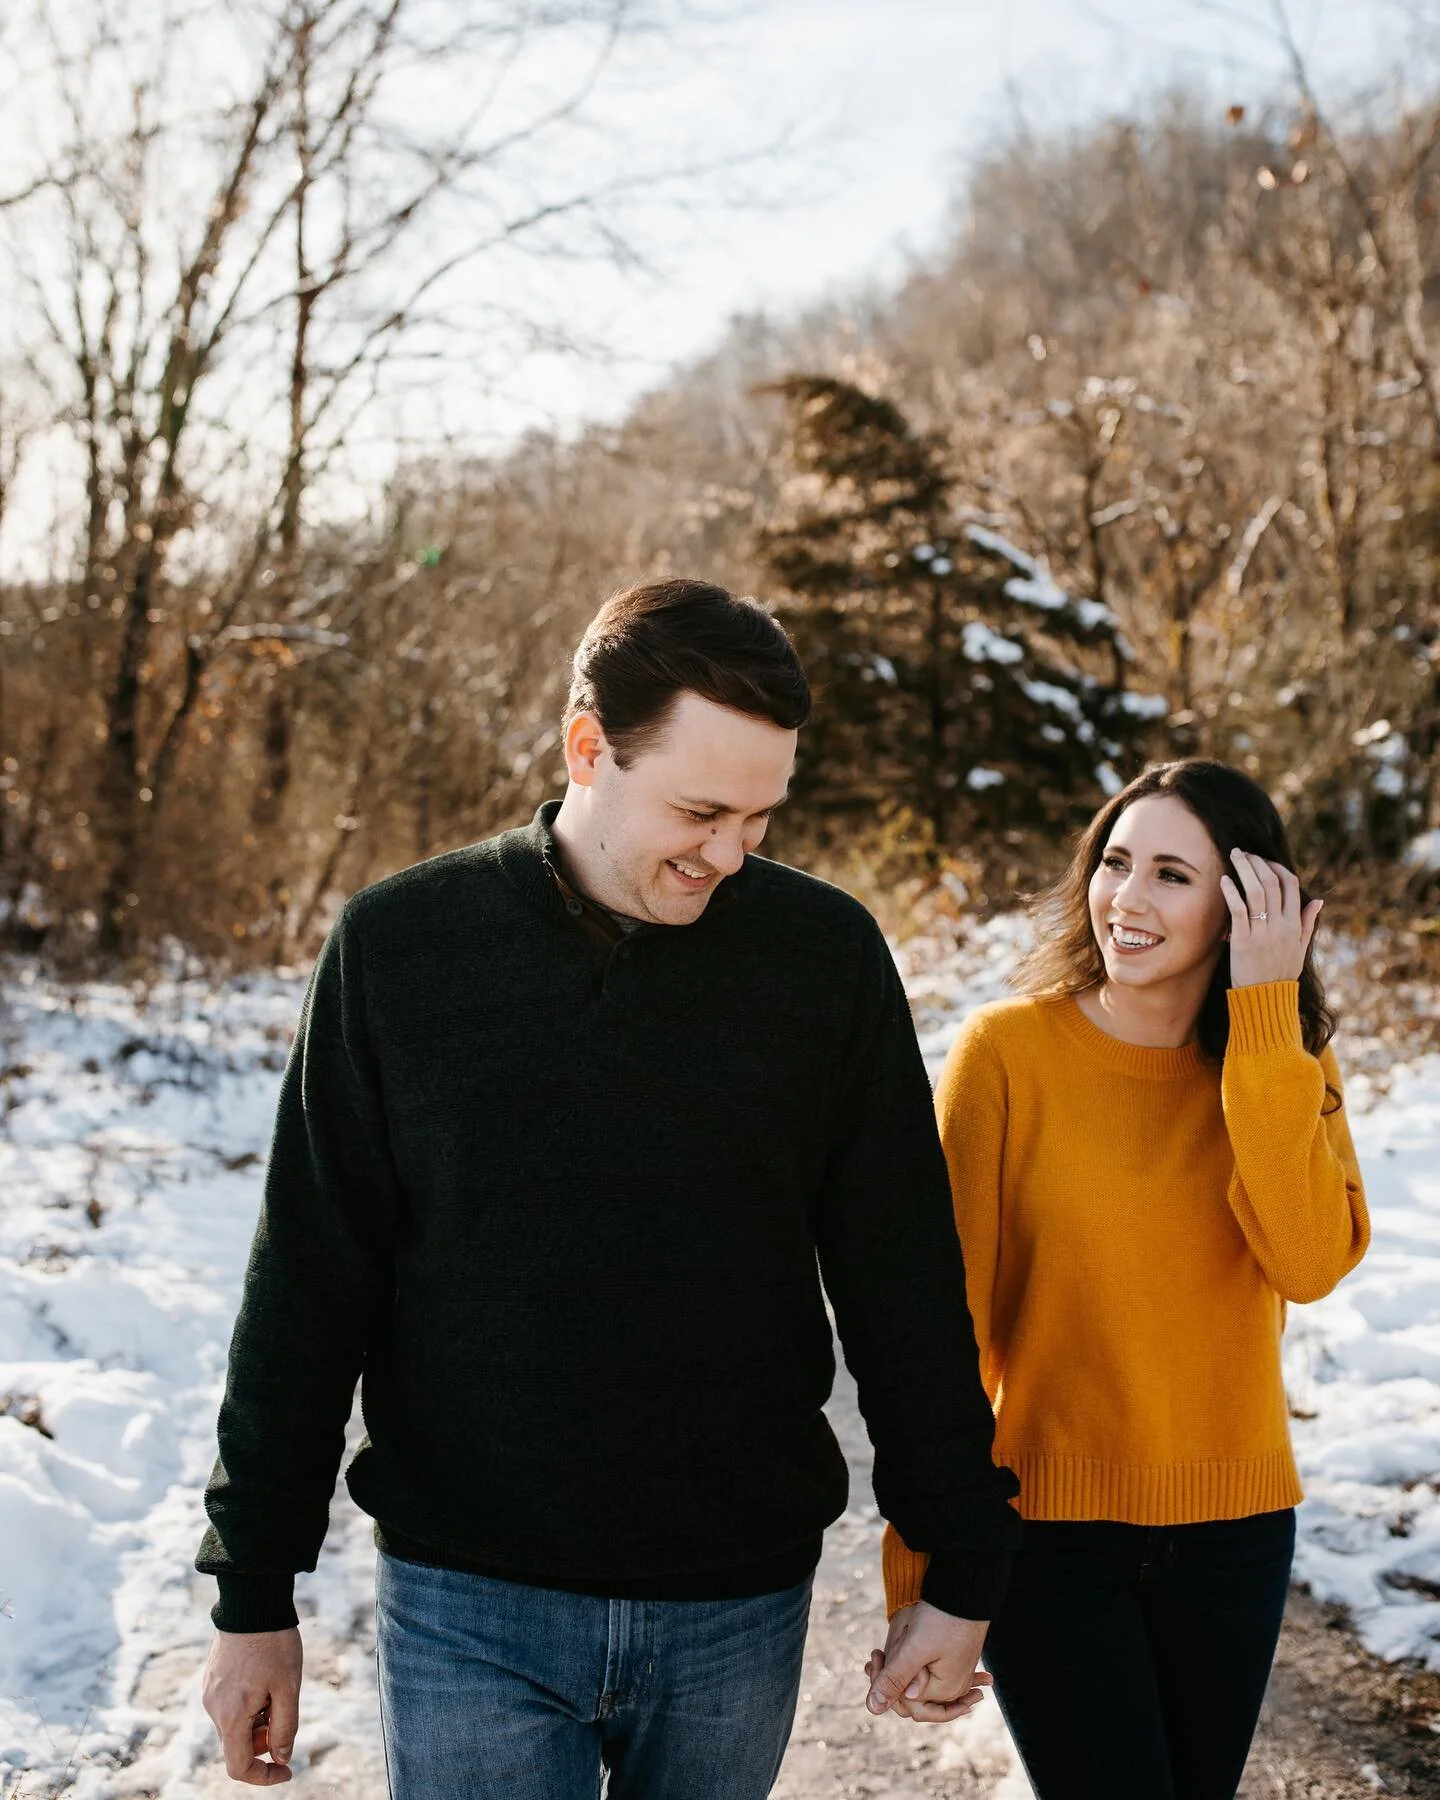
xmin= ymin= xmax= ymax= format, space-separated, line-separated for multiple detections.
xmin=497 ymin=799 xmax=745 ymax=931
xmin=1050 ymin=993 xmax=1211 ymax=1082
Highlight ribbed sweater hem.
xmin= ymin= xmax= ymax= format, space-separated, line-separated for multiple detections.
xmin=374 ymin=1524 xmax=823 ymax=1601
xmin=1002 ymin=1447 xmax=1303 ymax=1523
xmin=882 ymin=1447 xmax=1305 ymax=1617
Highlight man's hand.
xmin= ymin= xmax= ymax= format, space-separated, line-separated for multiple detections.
xmin=864 ymin=1602 xmax=991 ymax=1724
xmin=202 ymin=1627 xmax=303 ymax=1785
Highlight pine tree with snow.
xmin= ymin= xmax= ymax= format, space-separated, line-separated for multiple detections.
xmin=759 ymin=375 xmax=1163 ymax=853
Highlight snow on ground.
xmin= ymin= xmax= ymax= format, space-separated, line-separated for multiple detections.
xmin=1286 ymin=1054 xmax=1440 ymax=1669
xmin=0 ymin=963 xmax=382 ymax=1797
xmin=1 ymin=916 xmax=1438 ymax=1794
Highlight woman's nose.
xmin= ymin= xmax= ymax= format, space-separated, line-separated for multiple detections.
xmin=1112 ymin=871 xmax=1144 ymax=912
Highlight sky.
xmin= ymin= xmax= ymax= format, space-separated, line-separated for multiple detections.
xmin=503 ymin=0 xmax=1423 ymax=433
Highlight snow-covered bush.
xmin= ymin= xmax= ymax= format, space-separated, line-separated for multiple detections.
xmin=760 ymin=376 xmax=1163 ymax=860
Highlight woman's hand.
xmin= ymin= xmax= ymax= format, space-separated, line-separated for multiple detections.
xmin=1220 ymin=849 xmax=1322 ymax=988
xmin=863 ymin=1606 xmax=993 ymax=1724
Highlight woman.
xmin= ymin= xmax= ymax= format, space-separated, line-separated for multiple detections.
xmin=876 ymin=758 xmax=1369 ymax=1800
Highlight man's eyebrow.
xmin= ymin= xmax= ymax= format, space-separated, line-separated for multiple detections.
xmin=1107 ymin=844 xmax=1201 ymax=873
xmin=676 ymin=794 xmax=789 ymax=814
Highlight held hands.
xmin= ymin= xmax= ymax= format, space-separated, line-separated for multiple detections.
xmin=1219 ymin=849 xmax=1322 ymax=989
xmin=202 ymin=1627 xmax=303 ymax=1785
xmin=864 ymin=1602 xmax=992 ymax=1725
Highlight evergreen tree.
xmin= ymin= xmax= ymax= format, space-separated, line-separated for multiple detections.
xmin=759 ymin=375 xmax=1162 ymax=853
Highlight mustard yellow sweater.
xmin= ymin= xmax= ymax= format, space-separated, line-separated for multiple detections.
xmin=883 ymin=980 xmax=1370 ymax=1616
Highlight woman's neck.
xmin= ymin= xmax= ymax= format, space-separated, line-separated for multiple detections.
xmin=1075 ymin=979 xmax=1206 ymax=1049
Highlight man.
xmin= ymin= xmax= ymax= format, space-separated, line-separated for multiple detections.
xmin=198 ymin=578 xmax=1020 ymax=1795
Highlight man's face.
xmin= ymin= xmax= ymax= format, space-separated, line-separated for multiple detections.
xmin=570 ymin=691 xmax=797 ymax=925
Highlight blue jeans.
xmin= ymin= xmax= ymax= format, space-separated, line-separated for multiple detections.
xmin=983 ymin=1510 xmax=1296 ymax=1800
xmin=374 ymin=1551 xmax=813 ymax=1799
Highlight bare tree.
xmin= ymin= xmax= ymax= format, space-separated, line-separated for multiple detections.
xmin=0 ymin=0 xmax=776 ymax=954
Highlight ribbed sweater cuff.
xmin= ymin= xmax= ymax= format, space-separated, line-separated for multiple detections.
xmin=919 ymin=1543 xmax=1013 ymax=1622
xmin=1227 ymin=980 xmax=1303 ymax=1054
xmin=882 ymin=1524 xmax=929 ymax=1617
xmin=212 ymin=1572 xmax=299 ymax=1634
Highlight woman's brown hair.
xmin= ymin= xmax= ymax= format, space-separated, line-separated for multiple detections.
xmin=1016 ymin=758 xmax=1338 ymax=1064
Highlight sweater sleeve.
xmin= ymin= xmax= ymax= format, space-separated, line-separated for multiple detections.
xmin=817 ymin=925 xmax=1020 ymax=1624
xmin=195 ymin=901 xmax=405 ymax=1632
xmin=1221 ymin=981 xmax=1369 ymax=1305
xmin=881 ymin=1011 xmax=1011 ymax=1617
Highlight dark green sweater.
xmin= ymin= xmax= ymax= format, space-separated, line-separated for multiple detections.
xmin=197 ymin=803 xmax=1019 ymax=1631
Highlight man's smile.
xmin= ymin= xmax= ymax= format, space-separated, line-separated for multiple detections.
xmin=667 ymin=858 xmax=715 ymax=887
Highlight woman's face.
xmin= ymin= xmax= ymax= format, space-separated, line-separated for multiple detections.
xmin=1088 ymin=794 xmax=1232 ymax=997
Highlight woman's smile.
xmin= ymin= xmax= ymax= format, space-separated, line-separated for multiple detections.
xmin=1108 ymin=924 xmax=1164 ymax=953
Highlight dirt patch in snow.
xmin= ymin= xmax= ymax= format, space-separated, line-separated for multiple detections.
xmin=1240 ymin=1587 xmax=1440 ymax=1798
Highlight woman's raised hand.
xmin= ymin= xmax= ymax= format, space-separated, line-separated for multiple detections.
xmin=1219 ymin=848 xmax=1322 ymax=989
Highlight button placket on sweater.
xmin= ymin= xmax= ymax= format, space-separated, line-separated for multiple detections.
xmin=600 ymin=933 xmax=649 ymax=1004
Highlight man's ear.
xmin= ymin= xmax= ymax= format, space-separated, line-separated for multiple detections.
xmin=564 ymin=711 xmax=607 ymax=787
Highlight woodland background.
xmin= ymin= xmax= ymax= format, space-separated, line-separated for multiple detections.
xmin=2 ymin=0 xmax=1439 ymax=966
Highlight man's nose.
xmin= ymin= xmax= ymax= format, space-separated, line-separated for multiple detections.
xmin=704 ymin=828 xmax=747 ymax=876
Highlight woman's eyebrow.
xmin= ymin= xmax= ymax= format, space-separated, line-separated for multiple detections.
xmin=1105 ymin=845 xmax=1202 ymax=873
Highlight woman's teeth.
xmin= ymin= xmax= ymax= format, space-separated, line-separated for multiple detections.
xmin=669 ymin=860 xmax=710 ymax=882
xmin=1111 ymin=925 xmax=1162 ymax=949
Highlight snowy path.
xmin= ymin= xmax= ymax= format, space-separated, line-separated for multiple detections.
xmin=2 ymin=945 xmax=1438 ymax=1796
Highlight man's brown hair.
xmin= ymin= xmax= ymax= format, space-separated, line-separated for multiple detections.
xmin=566 ymin=578 xmax=811 ymax=767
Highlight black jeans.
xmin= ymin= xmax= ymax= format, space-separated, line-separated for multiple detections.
xmin=983 ymin=1510 xmax=1296 ymax=1800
